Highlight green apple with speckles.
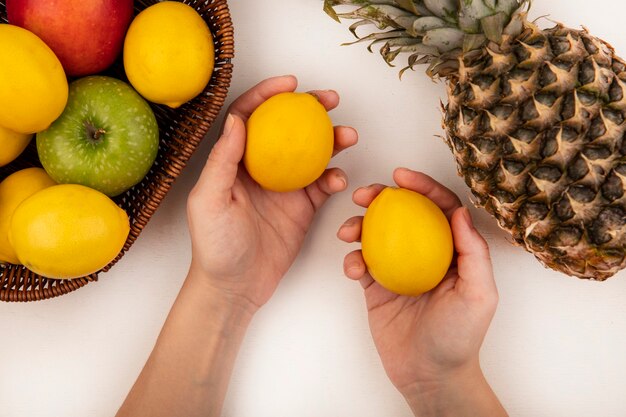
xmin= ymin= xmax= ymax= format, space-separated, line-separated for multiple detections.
xmin=37 ymin=76 xmax=159 ymax=197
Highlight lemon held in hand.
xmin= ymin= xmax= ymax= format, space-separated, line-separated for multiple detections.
xmin=361 ymin=188 xmax=454 ymax=296
xmin=123 ymin=1 xmax=214 ymax=108
xmin=0 ymin=168 xmax=56 ymax=265
xmin=244 ymin=92 xmax=334 ymax=193
xmin=0 ymin=24 xmax=68 ymax=134
xmin=10 ymin=184 xmax=130 ymax=279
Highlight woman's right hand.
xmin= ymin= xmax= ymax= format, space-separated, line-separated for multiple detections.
xmin=337 ymin=168 xmax=507 ymax=417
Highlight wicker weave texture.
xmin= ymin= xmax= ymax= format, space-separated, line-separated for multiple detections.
xmin=0 ymin=0 xmax=234 ymax=302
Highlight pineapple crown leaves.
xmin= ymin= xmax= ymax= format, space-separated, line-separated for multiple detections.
xmin=324 ymin=0 xmax=531 ymax=77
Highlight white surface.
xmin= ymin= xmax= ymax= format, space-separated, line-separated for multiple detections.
xmin=2 ymin=1 xmax=626 ymax=416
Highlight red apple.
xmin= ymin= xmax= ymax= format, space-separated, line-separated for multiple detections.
xmin=7 ymin=0 xmax=134 ymax=77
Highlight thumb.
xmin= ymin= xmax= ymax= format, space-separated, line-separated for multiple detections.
xmin=451 ymin=207 xmax=496 ymax=293
xmin=195 ymin=113 xmax=246 ymax=201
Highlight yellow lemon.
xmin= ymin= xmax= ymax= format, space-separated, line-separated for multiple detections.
xmin=123 ymin=1 xmax=214 ymax=108
xmin=361 ymin=188 xmax=454 ymax=296
xmin=0 ymin=168 xmax=56 ymax=264
xmin=10 ymin=184 xmax=130 ymax=279
xmin=0 ymin=126 xmax=33 ymax=167
xmin=244 ymin=92 xmax=334 ymax=192
xmin=0 ymin=24 xmax=68 ymax=134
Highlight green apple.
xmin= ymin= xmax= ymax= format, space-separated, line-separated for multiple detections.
xmin=37 ymin=76 xmax=159 ymax=197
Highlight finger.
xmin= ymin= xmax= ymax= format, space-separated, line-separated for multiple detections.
xmin=343 ymin=250 xmax=375 ymax=289
xmin=305 ymin=168 xmax=348 ymax=211
xmin=359 ymin=274 xmax=376 ymax=290
xmin=307 ymin=89 xmax=340 ymax=111
xmin=352 ymin=184 xmax=387 ymax=208
xmin=194 ymin=114 xmax=246 ymax=202
xmin=451 ymin=207 xmax=496 ymax=293
xmin=343 ymin=250 xmax=367 ymax=281
xmin=393 ymin=168 xmax=462 ymax=220
xmin=332 ymin=126 xmax=358 ymax=156
xmin=337 ymin=216 xmax=363 ymax=243
xmin=228 ymin=75 xmax=298 ymax=120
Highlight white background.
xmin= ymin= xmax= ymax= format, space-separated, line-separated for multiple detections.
xmin=2 ymin=1 xmax=626 ymax=416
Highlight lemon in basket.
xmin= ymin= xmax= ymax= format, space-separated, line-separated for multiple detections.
xmin=10 ymin=184 xmax=130 ymax=279
xmin=0 ymin=168 xmax=56 ymax=265
xmin=123 ymin=1 xmax=215 ymax=108
xmin=0 ymin=126 xmax=32 ymax=167
xmin=0 ymin=24 xmax=68 ymax=134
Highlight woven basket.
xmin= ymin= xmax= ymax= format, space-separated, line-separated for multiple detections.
xmin=0 ymin=0 xmax=234 ymax=302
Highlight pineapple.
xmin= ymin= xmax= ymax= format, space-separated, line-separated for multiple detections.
xmin=324 ymin=0 xmax=626 ymax=280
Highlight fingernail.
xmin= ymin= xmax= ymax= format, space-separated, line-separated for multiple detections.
xmin=307 ymin=91 xmax=321 ymax=101
xmin=342 ymin=218 xmax=356 ymax=228
xmin=346 ymin=262 xmax=361 ymax=276
xmin=337 ymin=175 xmax=347 ymax=190
xmin=347 ymin=127 xmax=358 ymax=144
xmin=223 ymin=113 xmax=235 ymax=136
xmin=462 ymin=207 xmax=474 ymax=229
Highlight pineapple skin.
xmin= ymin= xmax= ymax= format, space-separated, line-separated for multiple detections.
xmin=443 ymin=22 xmax=626 ymax=280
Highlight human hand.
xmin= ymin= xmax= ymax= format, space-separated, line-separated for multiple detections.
xmin=187 ymin=75 xmax=358 ymax=314
xmin=337 ymin=168 xmax=503 ymax=415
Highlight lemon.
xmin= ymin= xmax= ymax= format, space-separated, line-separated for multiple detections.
xmin=10 ymin=184 xmax=130 ymax=279
xmin=361 ymin=188 xmax=454 ymax=296
xmin=0 ymin=168 xmax=56 ymax=265
xmin=244 ymin=92 xmax=334 ymax=192
xmin=0 ymin=126 xmax=33 ymax=167
xmin=123 ymin=1 xmax=214 ymax=108
xmin=0 ymin=24 xmax=68 ymax=134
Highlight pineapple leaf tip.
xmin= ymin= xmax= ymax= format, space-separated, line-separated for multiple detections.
xmin=323 ymin=1 xmax=341 ymax=23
